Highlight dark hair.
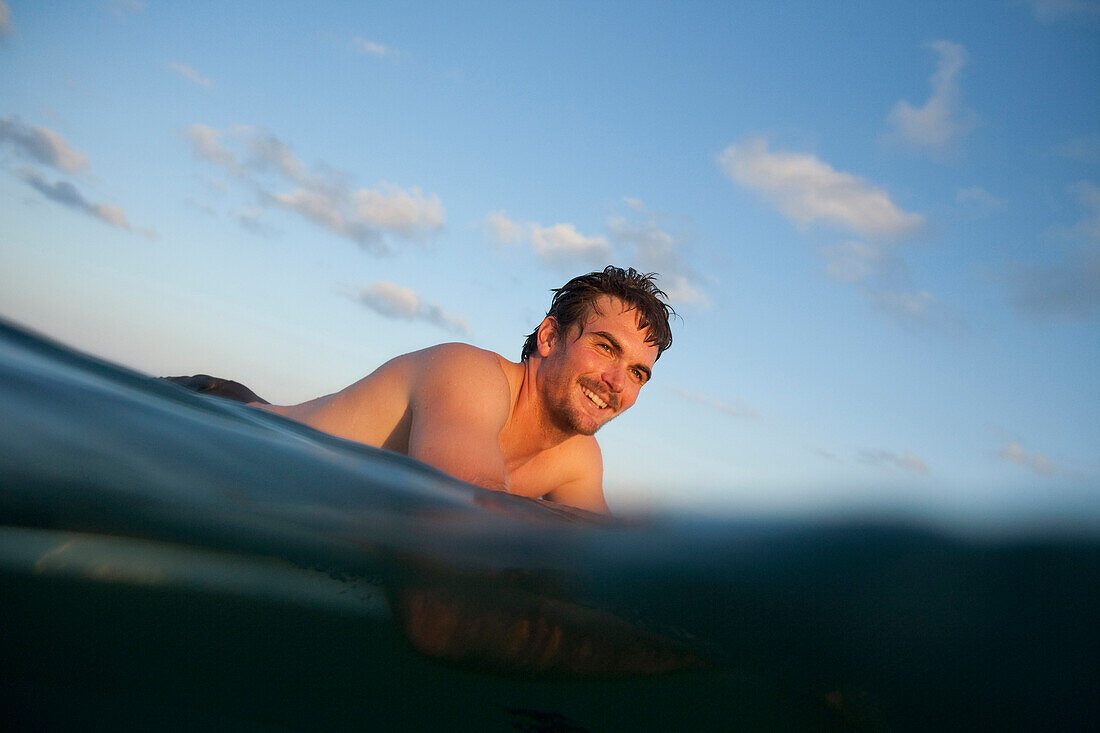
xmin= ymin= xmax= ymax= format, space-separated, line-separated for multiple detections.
xmin=521 ymin=265 xmax=676 ymax=361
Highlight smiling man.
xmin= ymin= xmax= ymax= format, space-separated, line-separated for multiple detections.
xmin=257 ymin=266 xmax=675 ymax=514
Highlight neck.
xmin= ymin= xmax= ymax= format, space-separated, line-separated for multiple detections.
xmin=502 ymin=356 xmax=574 ymax=462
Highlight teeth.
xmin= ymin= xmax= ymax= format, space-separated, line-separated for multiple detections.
xmin=582 ymin=386 xmax=608 ymax=409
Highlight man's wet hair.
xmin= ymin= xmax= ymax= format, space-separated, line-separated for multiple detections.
xmin=521 ymin=265 xmax=676 ymax=361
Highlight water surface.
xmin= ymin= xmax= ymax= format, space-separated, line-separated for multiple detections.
xmin=1 ymin=320 xmax=1096 ymax=731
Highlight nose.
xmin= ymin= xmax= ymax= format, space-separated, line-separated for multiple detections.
xmin=602 ymin=363 xmax=626 ymax=393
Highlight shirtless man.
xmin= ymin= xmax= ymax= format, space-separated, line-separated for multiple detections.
xmin=257 ymin=266 xmax=674 ymax=514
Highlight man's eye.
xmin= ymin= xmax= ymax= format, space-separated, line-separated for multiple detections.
xmin=598 ymin=342 xmax=612 ymax=352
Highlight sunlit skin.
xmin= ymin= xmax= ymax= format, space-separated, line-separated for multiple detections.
xmin=257 ymin=296 xmax=658 ymax=514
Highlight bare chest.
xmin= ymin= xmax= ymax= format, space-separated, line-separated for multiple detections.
xmin=501 ymin=445 xmax=580 ymax=499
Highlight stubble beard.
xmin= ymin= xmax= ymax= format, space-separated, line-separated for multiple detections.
xmin=539 ymin=342 xmax=619 ymax=437
xmin=549 ymin=377 xmax=617 ymax=437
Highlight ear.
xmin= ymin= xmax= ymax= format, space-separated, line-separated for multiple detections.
xmin=536 ymin=317 xmax=559 ymax=357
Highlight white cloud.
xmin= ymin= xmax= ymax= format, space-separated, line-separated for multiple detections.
xmin=530 ymin=223 xmax=611 ymax=265
xmin=4 ymin=120 xmax=153 ymax=237
xmin=718 ymin=136 xmax=923 ymax=238
xmin=1069 ymin=180 xmax=1100 ymax=241
xmin=183 ymin=124 xmax=244 ymax=176
xmin=354 ymin=282 xmax=469 ymax=334
xmin=1030 ymin=0 xmax=1100 ymax=22
xmin=887 ymin=41 xmax=978 ymax=149
xmin=668 ymin=387 xmax=760 ymax=419
xmin=1010 ymin=181 xmax=1100 ymax=319
xmin=718 ymin=137 xmax=956 ymax=328
xmin=869 ymin=288 xmax=968 ymax=333
xmin=1054 ymin=134 xmax=1100 ymax=161
xmin=486 ymin=201 xmax=706 ymax=306
xmin=484 ymin=210 xmax=527 ymax=244
xmin=956 ymin=186 xmax=1004 ymax=213
xmin=818 ymin=242 xmax=964 ymax=330
xmin=169 ymin=61 xmax=212 ymax=88
xmin=267 ymin=182 xmax=443 ymax=251
xmin=353 ymin=37 xmax=395 ymax=57
xmin=184 ymin=123 xmax=445 ymax=252
xmin=270 ymin=188 xmax=379 ymax=249
xmin=232 ymin=206 xmax=276 ymax=236
xmin=239 ymin=127 xmax=326 ymax=188
xmin=0 ymin=1 xmax=12 ymax=36
xmin=358 ymin=282 xmax=418 ymax=317
xmin=94 ymin=202 xmax=129 ymax=228
xmin=18 ymin=167 xmax=132 ymax=230
xmin=870 ymin=289 xmax=937 ymax=320
xmin=999 ymin=441 xmax=1056 ymax=475
xmin=485 ymin=211 xmax=610 ymax=267
xmin=0 ymin=116 xmax=90 ymax=171
xmin=607 ymin=198 xmax=708 ymax=306
xmin=858 ymin=449 xmax=929 ymax=474
xmin=821 ymin=241 xmax=889 ymax=284
xmin=352 ymin=183 xmax=444 ymax=240
xmin=656 ymin=274 xmax=706 ymax=308
xmin=109 ymin=0 xmax=145 ymax=17
xmin=185 ymin=197 xmax=216 ymax=216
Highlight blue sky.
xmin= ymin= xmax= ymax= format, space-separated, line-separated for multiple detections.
xmin=2 ymin=1 xmax=1098 ymax=525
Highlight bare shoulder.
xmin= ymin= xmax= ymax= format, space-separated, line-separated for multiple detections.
xmin=407 ymin=342 xmax=505 ymax=370
xmin=407 ymin=343 xmax=513 ymax=415
xmin=402 ymin=343 xmax=516 ymax=492
xmin=407 ymin=343 xmax=510 ymax=388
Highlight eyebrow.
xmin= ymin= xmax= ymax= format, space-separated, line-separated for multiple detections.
xmin=592 ymin=331 xmax=652 ymax=381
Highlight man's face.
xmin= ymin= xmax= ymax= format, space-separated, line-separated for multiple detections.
xmin=538 ymin=296 xmax=659 ymax=436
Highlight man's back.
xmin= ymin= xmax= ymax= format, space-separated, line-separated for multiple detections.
xmin=263 ymin=343 xmax=506 ymax=459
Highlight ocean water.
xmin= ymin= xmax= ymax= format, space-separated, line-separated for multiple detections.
xmin=0 ymin=319 xmax=1096 ymax=732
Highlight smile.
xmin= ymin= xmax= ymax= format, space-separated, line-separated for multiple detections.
xmin=581 ymin=385 xmax=609 ymax=410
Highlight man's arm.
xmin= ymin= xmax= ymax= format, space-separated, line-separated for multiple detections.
xmin=543 ymin=439 xmax=609 ymax=514
xmin=406 ymin=345 xmax=512 ymax=493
